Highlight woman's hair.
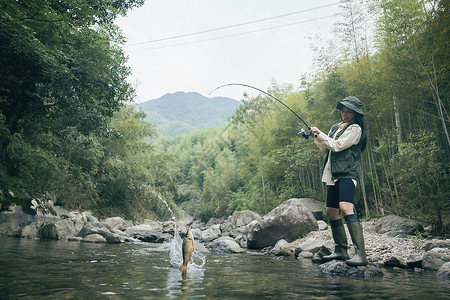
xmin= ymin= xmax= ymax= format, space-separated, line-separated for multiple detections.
xmin=353 ymin=113 xmax=367 ymax=151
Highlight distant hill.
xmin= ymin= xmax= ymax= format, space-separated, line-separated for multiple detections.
xmin=135 ymin=92 xmax=241 ymax=136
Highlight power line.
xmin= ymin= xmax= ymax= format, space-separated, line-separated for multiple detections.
xmin=128 ymin=14 xmax=337 ymax=53
xmin=125 ymin=2 xmax=339 ymax=46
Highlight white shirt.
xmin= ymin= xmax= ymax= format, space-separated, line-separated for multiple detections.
xmin=314 ymin=122 xmax=361 ymax=186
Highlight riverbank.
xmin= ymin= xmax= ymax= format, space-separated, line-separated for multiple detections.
xmin=1 ymin=196 xmax=449 ymax=279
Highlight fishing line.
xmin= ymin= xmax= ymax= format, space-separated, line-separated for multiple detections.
xmin=209 ymin=83 xmax=311 ymax=138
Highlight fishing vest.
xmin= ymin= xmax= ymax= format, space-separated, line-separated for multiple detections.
xmin=323 ymin=122 xmax=362 ymax=181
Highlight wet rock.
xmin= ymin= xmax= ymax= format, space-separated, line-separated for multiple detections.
xmin=78 ymin=222 xmax=124 ymax=243
xmin=374 ymin=215 xmax=424 ymax=236
xmin=82 ymin=233 xmax=107 ymax=243
xmin=0 ymin=205 xmax=35 ymax=237
xmin=209 ymin=236 xmax=245 ymax=254
xmin=293 ymin=238 xmax=325 ymax=257
xmin=383 ymin=256 xmax=408 ymax=268
xmin=269 ymin=239 xmax=291 ymax=256
xmin=319 ymin=261 xmax=383 ymax=277
xmin=247 ymin=199 xmax=318 ymax=249
xmin=423 ymin=248 xmax=450 ymax=271
xmin=436 ymin=262 xmax=450 ymax=280
xmin=136 ymin=232 xmax=171 ymax=243
xmin=406 ymin=253 xmax=423 ymax=268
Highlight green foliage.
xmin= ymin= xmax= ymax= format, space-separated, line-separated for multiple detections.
xmin=392 ymin=132 xmax=449 ymax=229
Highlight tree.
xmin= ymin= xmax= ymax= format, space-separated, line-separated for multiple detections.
xmin=0 ymin=0 xmax=143 ymax=146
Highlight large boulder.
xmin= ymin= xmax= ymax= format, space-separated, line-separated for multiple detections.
xmin=374 ymin=215 xmax=424 ymax=236
xmin=0 ymin=205 xmax=35 ymax=237
xmin=247 ymin=198 xmax=318 ymax=249
xmin=295 ymin=198 xmax=326 ymax=221
xmin=436 ymin=262 xmax=450 ymax=280
xmin=423 ymin=248 xmax=450 ymax=271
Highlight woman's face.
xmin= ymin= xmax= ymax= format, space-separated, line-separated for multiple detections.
xmin=340 ymin=106 xmax=355 ymax=123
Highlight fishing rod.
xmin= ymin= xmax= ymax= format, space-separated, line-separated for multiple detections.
xmin=209 ymin=83 xmax=311 ymax=139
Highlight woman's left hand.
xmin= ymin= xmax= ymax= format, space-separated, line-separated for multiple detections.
xmin=310 ymin=127 xmax=321 ymax=138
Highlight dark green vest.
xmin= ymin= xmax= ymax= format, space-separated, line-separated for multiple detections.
xmin=323 ymin=122 xmax=362 ymax=181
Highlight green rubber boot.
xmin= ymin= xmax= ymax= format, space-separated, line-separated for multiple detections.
xmin=345 ymin=214 xmax=368 ymax=267
xmin=322 ymin=219 xmax=349 ymax=262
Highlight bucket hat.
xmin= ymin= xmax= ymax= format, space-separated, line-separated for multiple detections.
xmin=337 ymin=96 xmax=363 ymax=115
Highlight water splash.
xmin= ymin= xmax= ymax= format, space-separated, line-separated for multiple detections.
xmin=148 ymin=187 xmax=205 ymax=272
xmin=149 ymin=189 xmax=175 ymax=220
xmin=169 ymin=222 xmax=206 ymax=271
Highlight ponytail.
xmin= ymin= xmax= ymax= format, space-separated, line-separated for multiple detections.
xmin=354 ymin=113 xmax=367 ymax=151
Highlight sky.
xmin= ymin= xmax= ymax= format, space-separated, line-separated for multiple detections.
xmin=115 ymin=0 xmax=341 ymax=103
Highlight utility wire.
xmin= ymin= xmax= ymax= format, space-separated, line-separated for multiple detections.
xmin=128 ymin=14 xmax=337 ymax=52
xmin=125 ymin=2 xmax=339 ymax=46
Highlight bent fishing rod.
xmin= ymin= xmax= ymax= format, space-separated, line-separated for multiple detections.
xmin=209 ymin=83 xmax=311 ymax=139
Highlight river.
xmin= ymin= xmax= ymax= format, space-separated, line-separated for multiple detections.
xmin=0 ymin=236 xmax=448 ymax=299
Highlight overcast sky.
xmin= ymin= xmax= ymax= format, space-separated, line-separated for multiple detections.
xmin=115 ymin=0 xmax=340 ymax=102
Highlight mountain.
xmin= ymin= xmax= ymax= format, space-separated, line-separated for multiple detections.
xmin=135 ymin=92 xmax=241 ymax=137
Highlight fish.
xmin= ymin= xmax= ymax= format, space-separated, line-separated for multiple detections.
xmin=179 ymin=225 xmax=194 ymax=273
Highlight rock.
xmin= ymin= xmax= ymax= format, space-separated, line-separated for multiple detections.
xmin=175 ymin=210 xmax=195 ymax=234
xmin=293 ymin=238 xmax=325 ymax=257
xmin=220 ymin=210 xmax=262 ymax=235
xmin=209 ymin=236 xmax=245 ymax=254
xmin=77 ymin=223 xmax=125 ymax=243
xmin=317 ymin=220 xmax=328 ymax=231
xmin=247 ymin=199 xmax=319 ymax=249
xmin=436 ymin=262 xmax=450 ymax=280
xmin=0 ymin=205 xmax=35 ymax=237
xmin=235 ymin=234 xmax=248 ymax=248
xmin=299 ymin=251 xmax=314 ymax=259
xmin=206 ymin=216 xmax=227 ymax=227
xmin=383 ymin=256 xmax=408 ymax=268
xmin=423 ymin=248 xmax=450 ymax=271
xmin=21 ymin=224 xmax=38 ymax=238
xmin=406 ymin=253 xmax=423 ymax=268
xmin=201 ymin=224 xmax=221 ymax=242
xmin=319 ymin=261 xmax=383 ymax=277
xmin=192 ymin=241 xmax=210 ymax=254
xmin=190 ymin=228 xmax=202 ymax=240
xmin=136 ymin=232 xmax=171 ymax=243
xmin=269 ymin=239 xmax=291 ymax=256
xmin=124 ymin=224 xmax=159 ymax=237
xmin=374 ymin=215 xmax=424 ymax=236
xmin=38 ymin=223 xmax=59 ymax=240
xmin=424 ymin=239 xmax=450 ymax=251
xmin=296 ymin=198 xmax=326 ymax=221
xmin=103 ymin=217 xmax=134 ymax=231
xmin=82 ymin=233 xmax=107 ymax=243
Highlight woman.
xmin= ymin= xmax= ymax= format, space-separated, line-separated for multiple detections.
xmin=310 ymin=96 xmax=368 ymax=267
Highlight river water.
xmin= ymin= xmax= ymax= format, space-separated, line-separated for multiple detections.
xmin=0 ymin=236 xmax=448 ymax=299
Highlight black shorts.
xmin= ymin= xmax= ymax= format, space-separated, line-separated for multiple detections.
xmin=326 ymin=178 xmax=355 ymax=209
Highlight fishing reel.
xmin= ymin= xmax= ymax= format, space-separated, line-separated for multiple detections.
xmin=299 ymin=128 xmax=311 ymax=139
